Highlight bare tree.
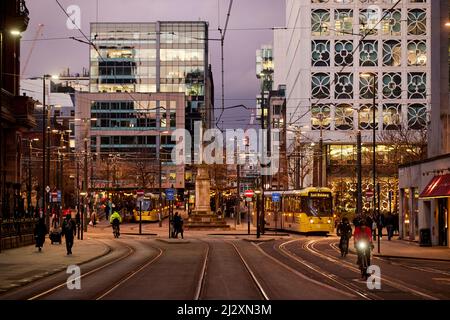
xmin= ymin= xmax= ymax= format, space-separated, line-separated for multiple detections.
xmin=379 ymin=126 xmax=427 ymax=166
xmin=287 ymin=144 xmax=314 ymax=189
xmin=133 ymin=159 xmax=158 ymax=189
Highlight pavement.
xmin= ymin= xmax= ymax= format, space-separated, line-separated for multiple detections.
xmin=0 ymin=236 xmax=110 ymax=293
xmin=371 ymin=237 xmax=450 ymax=261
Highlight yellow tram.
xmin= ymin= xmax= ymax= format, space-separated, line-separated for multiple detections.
xmin=263 ymin=187 xmax=334 ymax=234
xmin=133 ymin=193 xmax=170 ymax=222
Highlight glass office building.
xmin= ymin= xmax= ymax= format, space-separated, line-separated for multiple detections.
xmin=83 ymin=22 xmax=213 ymax=191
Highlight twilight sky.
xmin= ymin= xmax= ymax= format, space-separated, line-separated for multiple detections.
xmin=20 ymin=0 xmax=286 ymax=129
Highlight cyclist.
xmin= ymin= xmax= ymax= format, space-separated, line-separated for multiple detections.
xmin=336 ymin=217 xmax=352 ymax=256
xmin=353 ymin=219 xmax=374 ymax=270
xmin=109 ymin=210 xmax=122 ymax=238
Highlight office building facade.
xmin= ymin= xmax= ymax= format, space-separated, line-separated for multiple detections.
xmin=79 ymin=21 xmax=214 ymax=193
xmin=273 ymin=0 xmax=438 ymax=217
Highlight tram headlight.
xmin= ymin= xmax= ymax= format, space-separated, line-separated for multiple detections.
xmin=309 ymin=219 xmax=314 ymax=224
xmin=327 ymin=219 xmax=331 ymax=224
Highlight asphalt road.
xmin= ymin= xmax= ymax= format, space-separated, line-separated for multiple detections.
xmin=1 ymin=233 xmax=449 ymax=300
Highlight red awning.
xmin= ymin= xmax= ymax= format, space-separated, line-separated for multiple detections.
xmin=419 ymin=174 xmax=450 ymax=199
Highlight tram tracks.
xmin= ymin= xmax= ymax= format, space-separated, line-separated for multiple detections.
xmin=95 ymin=244 xmax=164 ymax=300
xmin=227 ymin=241 xmax=269 ymax=300
xmin=303 ymin=238 xmax=440 ymax=300
xmin=196 ymin=239 xmax=268 ymax=300
xmin=27 ymin=239 xmax=164 ymax=300
xmin=277 ymin=239 xmax=375 ymax=300
xmin=28 ymin=240 xmax=136 ymax=300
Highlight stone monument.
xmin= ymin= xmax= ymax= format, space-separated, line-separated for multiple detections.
xmin=185 ymin=164 xmax=229 ymax=229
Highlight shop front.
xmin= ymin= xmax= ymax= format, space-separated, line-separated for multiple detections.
xmin=419 ymin=174 xmax=450 ymax=247
xmin=399 ymin=154 xmax=450 ymax=247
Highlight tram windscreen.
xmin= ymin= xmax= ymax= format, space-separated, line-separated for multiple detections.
xmin=139 ymin=200 xmax=152 ymax=211
xmin=307 ymin=196 xmax=332 ymax=217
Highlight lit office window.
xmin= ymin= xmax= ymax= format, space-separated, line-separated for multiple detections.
xmin=383 ymin=40 xmax=401 ymax=67
xmin=311 ymin=9 xmax=330 ymax=36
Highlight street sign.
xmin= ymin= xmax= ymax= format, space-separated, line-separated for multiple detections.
xmin=366 ymin=190 xmax=374 ymax=197
xmin=244 ymin=189 xmax=254 ymax=198
xmin=57 ymin=190 xmax=61 ymax=203
xmin=272 ymin=193 xmax=281 ymax=202
xmin=46 ymin=186 xmax=50 ymax=193
xmin=166 ymin=188 xmax=175 ymax=201
xmin=51 ymin=192 xmax=58 ymax=203
xmin=136 ymin=190 xmax=144 ymax=197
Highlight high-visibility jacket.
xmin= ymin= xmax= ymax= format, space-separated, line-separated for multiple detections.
xmin=109 ymin=211 xmax=122 ymax=224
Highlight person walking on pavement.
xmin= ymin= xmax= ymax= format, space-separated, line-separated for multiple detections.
xmin=386 ymin=213 xmax=394 ymax=240
xmin=62 ymin=212 xmax=76 ymax=255
xmin=372 ymin=219 xmax=377 ymax=241
xmin=34 ymin=217 xmax=47 ymax=252
xmin=75 ymin=209 xmax=81 ymax=238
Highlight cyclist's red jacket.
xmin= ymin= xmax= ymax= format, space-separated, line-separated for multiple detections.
xmin=354 ymin=226 xmax=372 ymax=243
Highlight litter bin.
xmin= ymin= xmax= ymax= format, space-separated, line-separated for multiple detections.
xmin=419 ymin=228 xmax=432 ymax=247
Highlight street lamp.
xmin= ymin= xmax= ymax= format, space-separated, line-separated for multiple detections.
xmin=22 ymin=138 xmax=39 ymax=216
xmin=74 ymin=117 xmax=97 ymax=236
xmin=41 ymin=74 xmax=58 ymax=226
xmin=159 ymin=130 xmax=169 ymax=228
xmin=361 ymin=72 xmax=379 ymax=253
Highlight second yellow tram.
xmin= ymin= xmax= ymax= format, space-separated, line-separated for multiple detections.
xmin=132 ymin=193 xmax=170 ymax=222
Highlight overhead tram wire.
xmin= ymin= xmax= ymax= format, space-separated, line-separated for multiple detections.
xmin=217 ymin=0 xmax=234 ymax=132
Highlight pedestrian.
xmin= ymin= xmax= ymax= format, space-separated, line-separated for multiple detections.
xmin=386 ymin=213 xmax=394 ymax=240
xmin=105 ymin=200 xmax=111 ymax=220
xmin=378 ymin=214 xmax=384 ymax=239
xmin=173 ymin=212 xmax=183 ymax=239
xmin=62 ymin=212 xmax=76 ymax=255
xmin=75 ymin=209 xmax=81 ymax=238
xmin=90 ymin=210 xmax=97 ymax=227
xmin=34 ymin=217 xmax=47 ymax=252
xmin=372 ymin=219 xmax=377 ymax=241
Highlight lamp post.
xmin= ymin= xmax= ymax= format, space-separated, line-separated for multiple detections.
xmin=22 ymin=138 xmax=39 ymax=216
xmin=75 ymin=117 xmax=97 ymax=235
xmin=40 ymin=75 xmax=58 ymax=223
xmin=317 ymin=113 xmax=325 ymax=188
xmin=158 ymin=130 xmax=169 ymax=228
xmin=362 ymin=72 xmax=379 ymax=253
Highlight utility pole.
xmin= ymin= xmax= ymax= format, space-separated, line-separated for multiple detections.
xmin=26 ymin=139 xmax=34 ymax=216
xmin=159 ymin=148 xmax=162 ymax=228
xmin=76 ymin=158 xmax=81 ymax=240
xmin=357 ymin=131 xmax=362 ymax=217
xmin=42 ymin=77 xmax=46 ymax=219
xmin=83 ymin=137 xmax=88 ymax=233
xmin=318 ymin=113 xmax=324 ymax=188
xmin=236 ymin=156 xmax=240 ymax=226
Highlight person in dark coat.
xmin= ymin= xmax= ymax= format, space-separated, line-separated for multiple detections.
xmin=62 ymin=213 xmax=76 ymax=255
xmin=173 ymin=212 xmax=184 ymax=239
xmin=34 ymin=217 xmax=47 ymax=252
xmin=385 ymin=213 xmax=395 ymax=240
